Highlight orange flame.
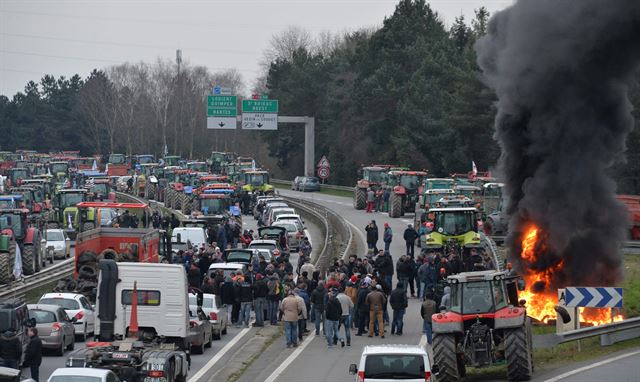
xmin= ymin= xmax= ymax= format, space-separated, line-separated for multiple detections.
xmin=518 ymin=225 xmax=623 ymax=325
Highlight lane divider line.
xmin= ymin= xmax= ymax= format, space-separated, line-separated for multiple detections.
xmin=263 ymin=327 xmax=318 ymax=382
xmin=542 ymin=349 xmax=640 ymax=382
xmin=187 ymin=326 xmax=253 ymax=382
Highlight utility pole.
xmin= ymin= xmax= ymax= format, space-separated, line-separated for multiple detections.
xmin=175 ymin=49 xmax=183 ymax=156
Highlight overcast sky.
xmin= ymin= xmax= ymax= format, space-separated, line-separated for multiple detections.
xmin=0 ymin=0 xmax=513 ymax=97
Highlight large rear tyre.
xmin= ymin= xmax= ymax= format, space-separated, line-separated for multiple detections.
xmin=353 ymin=188 xmax=366 ymax=210
xmin=165 ymin=189 xmax=173 ymax=208
xmin=173 ymin=192 xmax=182 ymax=210
xmin=0 ymin=241 xmax=16 ymax=284
xmin=22 ymin=244 xmax=36 ymax=276
xmin=389 ymin=193 xmax=402 ymax=218
xmin=182 ymin=195 xmax=192 ymax=215
xmin=505 ymin=325 xmax=534 ymax=381
xmin=147 ymin=184 xmax=156 ymax=200
xmin=433 ymin=333 xmax=461 ymax=382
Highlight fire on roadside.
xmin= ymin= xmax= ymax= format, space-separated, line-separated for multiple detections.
xmin=517 ymin=225 xmax=623 ymax=326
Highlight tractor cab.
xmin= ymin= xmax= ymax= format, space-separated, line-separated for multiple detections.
xmin=162 ymin=155 xmax=181 ymax=167
xmin=186 ymin=161 xmax=208 ymax=173
xmin=422 ymin=203 xmax=482 ymax=258
xmin=208 ymin=151 xmax=226 ymax=173
xmin=86 ymin=177 xmax=115 ymax=201
xmin=108 ymin=153 xmax=126 ymax=165
xmin=134 ymin=154 xmax=156 ymax=166
xmin=0 ymin=209 xmax=27 ymax=242
xmin=8 ymin=167 xmax=30 ymax=186
xmin=52 ymin=189 xmax=88 ymax=238
xmin=386 ymin=170 xmax=428 ymax=218
xmin=8 ymin=187 xmax=40 ymax=214
xmin=421 ymin=178 xmax=456 ymax=209
xmin=480 ymin=183 xmax=504 ymax=216
xmin=241 ymin=170 xmax=273 ymax=194
xmin=48 ymin=161 xmax=70 ymax=180
xmin=357 ymin=166 xmax=389 ymax=190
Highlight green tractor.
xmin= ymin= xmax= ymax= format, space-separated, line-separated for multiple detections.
xmin=0 ymin=209 xmax=43 ymax=281
xmin=8 ymin=167 xmax=30 ymax=187
xmin=48 ymin=161 xmax=70 ymax=181
xmin=48 ymin=189 xmax=88 ymax=239
xmin=240 ymin=170 xmax=273 ymax=194
xmin=162 ymin=155 xmax=182 ymax=167
xmin=421 ymin=197 xmax=483 ymax=257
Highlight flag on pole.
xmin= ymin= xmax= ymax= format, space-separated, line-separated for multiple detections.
xmin=13 ymin=243 xmax=22 ymax=279
xmin=251 ymin=160 xmax=256 ymax=170
xmin=471 ymin=161 xmax=478 ymax=176
xmin=163 ymin=143 xmax=169 ymax=157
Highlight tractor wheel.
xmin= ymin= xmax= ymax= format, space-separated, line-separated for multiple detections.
xmin=82 ymin=222 xmax=95 ymax=232
xmin=353 ymin=188 xmax=366 ymax=210
xmin=164 ymin=189 xmax=172 ymax=208
xmin=34 ymin=231 xmax=42 ymax=272
xmin=0 ymin=242 xmax=16 ymax=284
xmin=389 ymin=193 xmax=402 ymax=218
xmin=183 ymin=196 xmax=192 ymax=215
xmin=433 ymin=333 xmax=461 ymax=382
xmin=147 ymin=184 xmax=156 ymax=201
xmin=173 ymin=192 xmax=182 ymax=210
xmin=505 ymin=325 xmax=534 ymax=381
xmin=22 ymin=244 xmax=36 ymax=276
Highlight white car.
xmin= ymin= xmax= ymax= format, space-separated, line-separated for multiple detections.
xmin=189 ymin=293 xmax=228 ymax=340
xmin=38 ymin=293 xmax=95 ymax=341
xmin=43 ymin=229 xmax=71 ymax=260
xmin=207 ymin=263 xmax=246 ymax=279
xmin=268 ymin=207 xmax=296 ymax=226
xmin=349 ymin=344 xmax=436 ymax=381
xmin=47 ymin=367 xmax=121 ymax=382
xmin=171 ymin=227 xmax=208 ymax=253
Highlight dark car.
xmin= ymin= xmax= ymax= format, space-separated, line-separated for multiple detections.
xmin=223 ymin=249 xmax=256 ymax=265
xmin=0 ymin=298 xmax=30 ymax=366
xmin=299 ymin=176 xmax=321 ymax=192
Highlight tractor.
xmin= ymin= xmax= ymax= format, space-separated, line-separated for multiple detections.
xmin=386 ymin=170 xmax=428 ymax=218
xmin=240 ymin=170 xmax=274 ymax=195
xmin=164 ymin=169 xmax=193 ymax=210
xmin=186 ymin=161 xmax=209 ymax=173
xmin=208 ymin=151 xmax=227 ymax=173
xmin=106 ymin=153 xmax=129 ymax=177
xmin=0 ymin=209 xmax=43 ymax=281
xmin=162 ymin=155 xmax=182 ymax=167
xmin=48 ymin=161 xmax=70 ymax=181
xmin=48 ymin=188 xmax=89 ymax=239
xmin=7 ymin=167 xmax=30 ymax=187
xmin=353 ymin=165 xmax=392 ymax=210
xmin=188 ymin=187 xmax=234 ymax=225
xmin=432 ymin=270 xmax=533 ymax=382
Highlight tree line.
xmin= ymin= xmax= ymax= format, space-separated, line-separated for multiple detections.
xmin=1 ymin=0 xmax=639 ymax=193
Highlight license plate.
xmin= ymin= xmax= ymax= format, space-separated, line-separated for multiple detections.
xmin=112 ymin=352 xmax=130 ymax=359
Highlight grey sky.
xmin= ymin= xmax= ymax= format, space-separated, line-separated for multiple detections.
xmin=0 ymin=0 xmax=512 ymax=97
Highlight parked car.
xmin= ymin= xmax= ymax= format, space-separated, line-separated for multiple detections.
xmin=207 ymin=263 xmax=246 ymax=279
xmin=267 ymin=207 xmax=296 ymax=226
xmin=349 ymin=344 xmax=437 ymax=382
xmin=248 ymin=239 xmax=281 ymax=257
xmin=272 ymin=221 xmax=304 ymax=251
xmin=43 ymin=229 xmax=70 ymax=260
xmin=47 ymin=367 xmax=121 ymax=382
xmin=38 ymin=293 xmax=95 ymax=341
xmin=188 ymin=306 xmax=212 ymax=354
xmin=299 ymin=176 xmax=321 ymax=192
xmin=224 ymin=249 xmax=256 ymax=265
xmin=189 ymin=293 xmax=228 ymax=340
xmin=27 ymin=304 xmax=75 ymax=356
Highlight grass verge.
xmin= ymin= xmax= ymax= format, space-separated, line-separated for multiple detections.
xmin=622 ymin=253 xmax=640 ymax=318
xmin=226 ymin=326 xmax=283 ymax=382
xmin=24 ymin=280 xmax=58 ymax=303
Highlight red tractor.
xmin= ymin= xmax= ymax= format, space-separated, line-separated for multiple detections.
xmin=164 ymin=169 xmax=193 ymax=210
xmin=0 ymin=209 xmax=43 ymax=283
xmin=353 ymin=165 xmax=394 ymax=210
xmin=386 ymin=170 xmax=428 ymax=218
xmin=432 ymin=270 xmax=533 ymax=382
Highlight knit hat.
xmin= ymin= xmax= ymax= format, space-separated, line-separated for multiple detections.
xmin=350 ymin=275 xmax=358 ymax=283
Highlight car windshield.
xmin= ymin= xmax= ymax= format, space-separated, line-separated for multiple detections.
xmin=427 ymin=180 xmax=454 ymax=190
xmin=275 ymin=223 xmax=297 ymax=233
xmin=226 ymin=251 xmax=252 ymax=263
xmin=46 ymin=230 xmax=65 ymax=241
xmin=249 ymin=243 xmax=275 ymax=251
xmin=305 ymin=177 xmax=319 ymax=184
xmin=435 ymin=211 xmax=475 ymax=236
xmin=367 ymin=170 xmax=386 ymax=183
xmin=39 ymin=298 xmax=79 ymax=310
xmin=364 ymin=354 xmax=425 ymax=379
xmin=0 ymin=214 xmax=23 ymax=238
xmin=60 ymin=193 xmax=84 ymax=208
xmin=50 ymin=377 xmax=102 ymax=382
xmin=400 ymin=174 xmax=421 ymax=189
xmin=109 ymin=154 xmax=125 ymax=164
xmin=201 ymin=198 xmax=227 ymax=214
xmin=248 ymin=174 xmax=266 ymax=185
xmin=29 ymin=310 xmax=57 ymax=324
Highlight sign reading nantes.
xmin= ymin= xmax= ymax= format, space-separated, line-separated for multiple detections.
xmin=207 ymin=93 xmax=237 ymax=130
xmin=242 ymin=99 xmax=278 ymax=130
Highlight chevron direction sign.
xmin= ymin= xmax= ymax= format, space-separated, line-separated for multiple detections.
xmin=564 ymin=287 xmax=623 ymax=308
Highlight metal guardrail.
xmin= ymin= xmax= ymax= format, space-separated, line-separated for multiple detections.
xmin=0 ymin=259 xmax=74 ymax=298
xmin=534 ymin=317 xmax=640 ymax=348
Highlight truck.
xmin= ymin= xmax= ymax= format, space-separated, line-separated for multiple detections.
xmin=65 ymin=260 xmax=191 ymax=382
xmin=432 ymin=270 xmax=533 ymax=382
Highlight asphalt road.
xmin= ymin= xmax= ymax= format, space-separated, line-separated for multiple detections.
xmin=33 ymin=199 xmax=322 ymax=382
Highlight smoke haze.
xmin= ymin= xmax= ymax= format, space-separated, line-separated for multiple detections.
xmin=475 ymin=0 xmax=640 ymax=287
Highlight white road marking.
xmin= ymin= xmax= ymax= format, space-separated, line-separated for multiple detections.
xmin=263 ymin=328 xmax=318 ymax=382
xmin=346 ymin=219 xmax=368 ymax=256
xmin=542 ymin=349 xmax=640 ymax=382
xmin=187 ymin=326 xmax=253 ymax=382
xmin=418 ymin=334 xmax=427 ymax=349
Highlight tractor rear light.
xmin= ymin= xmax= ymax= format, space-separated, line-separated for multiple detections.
xmin=425 ymin=371 xmax=432 ymax=381
xmin=357 ymin=371 xmax=365 ymax=382
xmin=147 ymin=370 xmax=165 ymax=377
xmin=511 ymin=308 xmax=520 ymax=314
xmin=437 ymin=314 xmax=443 ymax=319
xmin=51 ymin=323 xmax=62 ymax=333
xmin=209 ymin=312 xmax=218 ymax=321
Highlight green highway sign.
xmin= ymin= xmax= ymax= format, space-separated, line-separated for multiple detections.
xmin=242 ymin=99 xmax=278 ymax=113
xmin=207 ymin=95 xmax=237 ymax=117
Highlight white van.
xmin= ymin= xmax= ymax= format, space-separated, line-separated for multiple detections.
xmin=171 ymin=226 xmax=208 ymax=253
xmin=349 ymin=345 xmax=437 ymax=382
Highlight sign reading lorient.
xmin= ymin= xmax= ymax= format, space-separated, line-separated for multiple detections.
xmin=207 ymin=94 xmax=237 ymax=130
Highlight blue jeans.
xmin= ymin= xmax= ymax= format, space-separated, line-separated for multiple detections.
xmin=384 ymin=241 xmax=391 ymax=252
xmin=391 ymin=308 xmax=405 ymax=334
xmin=254 ymin=297 xmax=266 ymax=326
xmin=423 ymin=321 xmax=433 ymax=344
xmin=284 ymin=321 xmax=298 ymax=345
xmin=398 ymin=278 xmax=409 ymax=295
xmin=238 ymin=302 xmax=252 ymax=327
xmin=267 ymin=299 xmax=279 ymax=324
xmin=314 ymin=307 xmax=324 ymax=334
xmin=339 ymin=315 xmax=351 ymax=343
xmin=325 ymin=319 xmax=341 ymax=346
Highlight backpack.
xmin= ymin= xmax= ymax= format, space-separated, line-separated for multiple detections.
xmin=268 ymin=278 xmax=281 ymax=297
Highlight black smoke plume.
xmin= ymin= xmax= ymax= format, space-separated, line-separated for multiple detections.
xmin=475 ymin=0 xmax=640 ymax=288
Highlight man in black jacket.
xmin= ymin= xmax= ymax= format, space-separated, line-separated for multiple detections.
xmin=310 ymin=281 xmax=328 ymax=335
xmin=403 ymin=224 xmax=419 ymax=258
xmin=0 ymin=328 xmax=21 ymax=369
xmin=252 ymin=274 xmax=269 ymax=327
xmin=389 ymin=283 xmax=408 ymax=335
xmin=374 ymin=250 xmax=394 ymax=290
xmin=324 ymin=289 xmax=343 ymax=347
xmin=355 ymin=282 xmax=371 ymax=336
xmin=395 ymin=255 xmax=413 ymax=297
xmin=24 ymin=327 xmax=42 ymax=381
